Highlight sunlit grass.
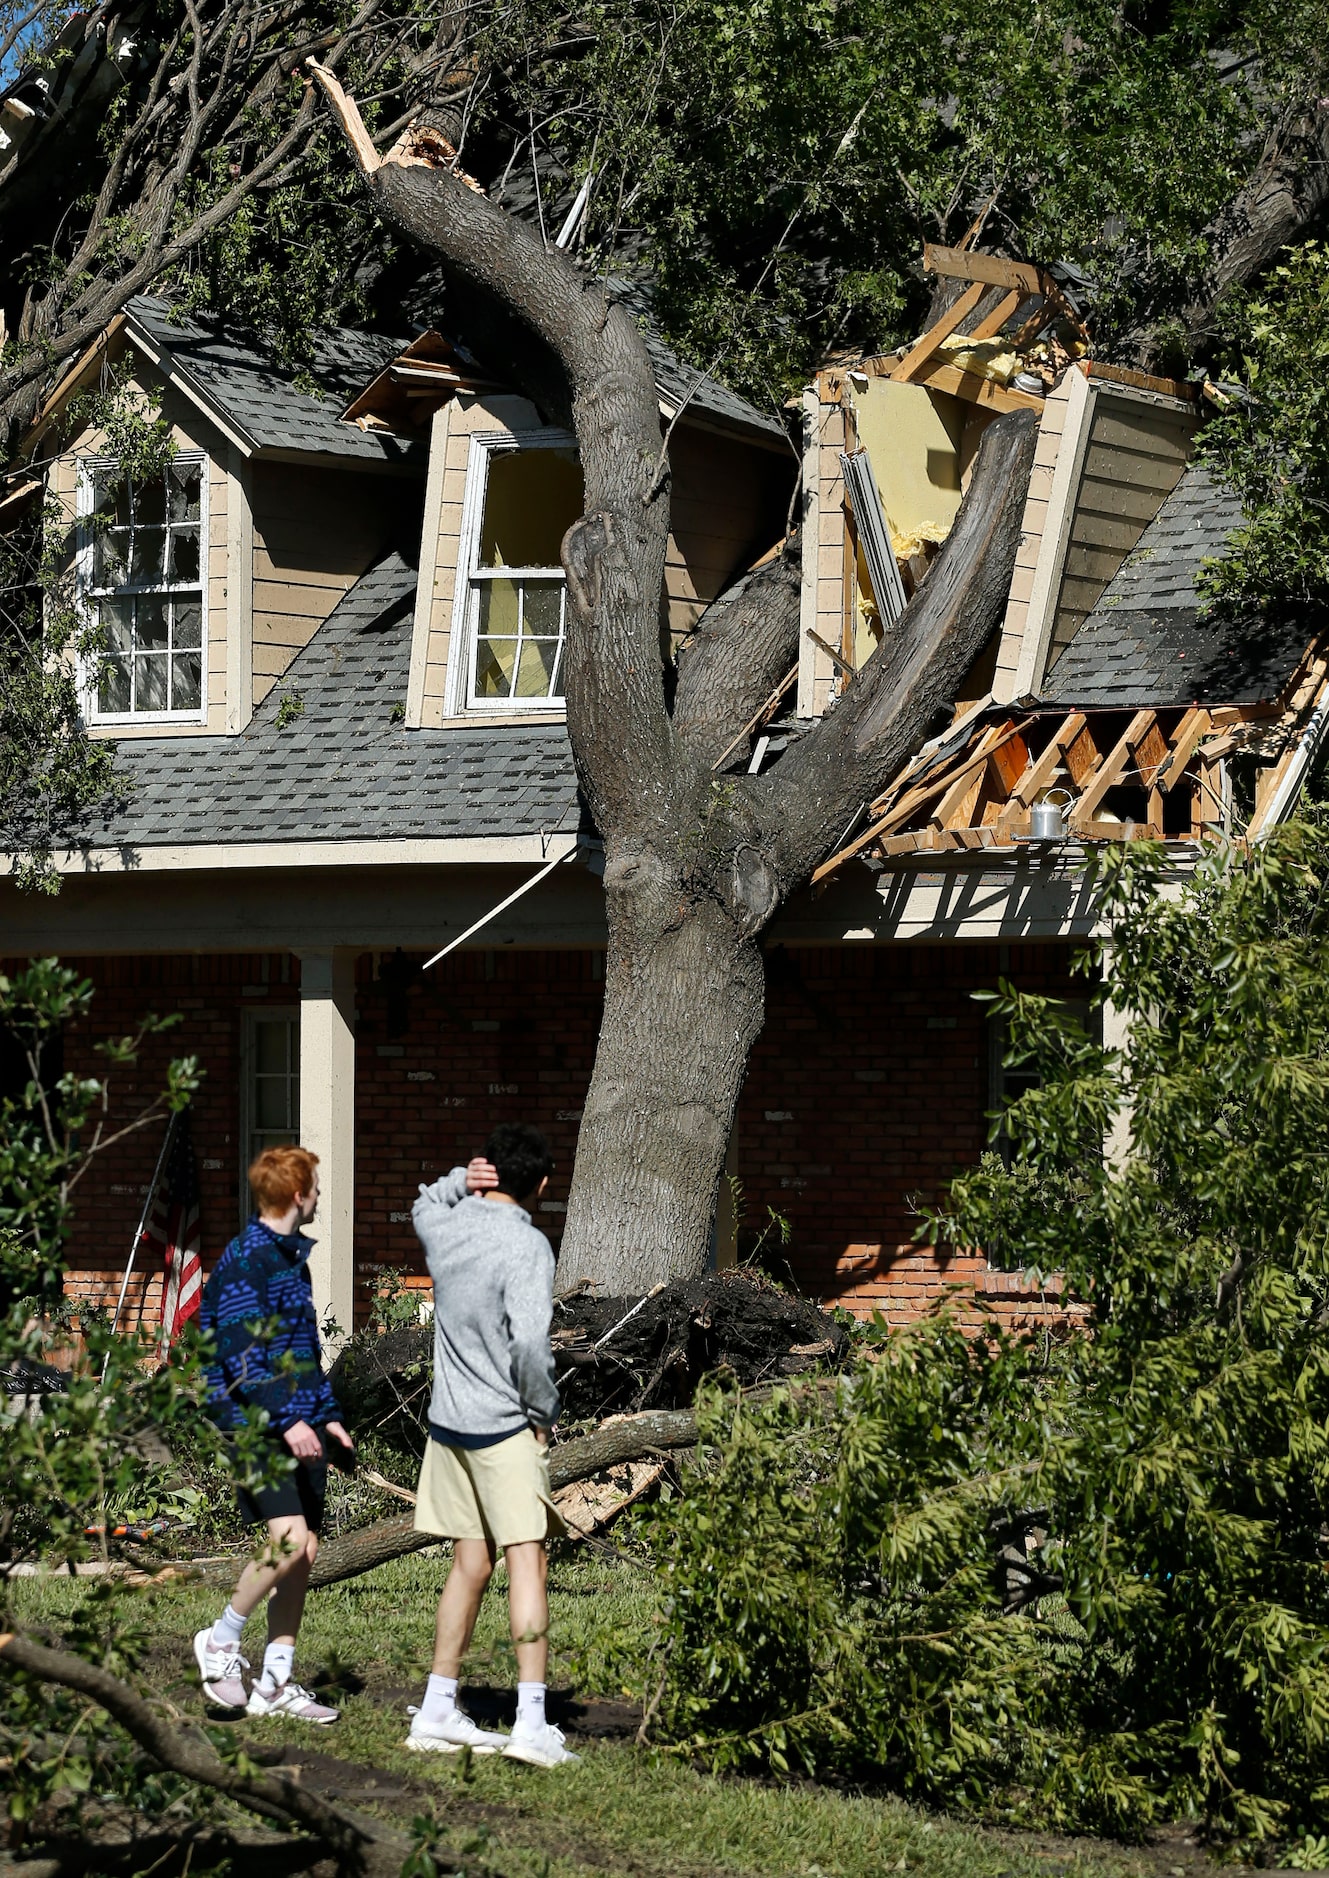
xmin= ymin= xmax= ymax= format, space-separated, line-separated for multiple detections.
xmin=11 ymin=1554 xmax=1145 ymax=1878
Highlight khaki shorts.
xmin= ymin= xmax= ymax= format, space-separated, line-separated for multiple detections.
xmin=413 ymin=1427 xmax=566 ymax=1547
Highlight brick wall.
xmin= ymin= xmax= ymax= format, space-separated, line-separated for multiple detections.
xmin=352 ymin=948 xmax=605 ymax=1306
xmin=37 ymin=953 xmax=298 ymax=1335
xmin=18 ymin=940 xmax=1084 ymax=1331
xmin=740 ymin=942 xmax=1083 ymax=1323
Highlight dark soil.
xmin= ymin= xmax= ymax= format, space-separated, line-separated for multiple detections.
xmin=331 ymin=1269 xmax=850 ymax=1446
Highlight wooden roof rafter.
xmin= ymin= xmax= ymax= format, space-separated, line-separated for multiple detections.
xmin=809 ymin=694 xmax=1328 ymax=882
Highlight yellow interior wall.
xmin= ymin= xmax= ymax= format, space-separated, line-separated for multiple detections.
xmin=848 ymin=378 xmax=968 ymax=556
xmin=479 ymin=447 xmax=583 ymax=566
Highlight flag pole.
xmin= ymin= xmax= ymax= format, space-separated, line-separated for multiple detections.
xmin=106 ymin=1109 xmax=177 ymax=1353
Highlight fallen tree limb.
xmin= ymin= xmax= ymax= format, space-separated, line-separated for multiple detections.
xmin=307 ymin=1405 xmax=701 ymax=1588
xmin=0 ymin=1633 xmax=423 ymax=1876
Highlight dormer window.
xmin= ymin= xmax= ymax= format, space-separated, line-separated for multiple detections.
xmin=79 ymin=454 xmax=207 ymax=724
xmin=446 ymin=432 xmax=582 ymax=715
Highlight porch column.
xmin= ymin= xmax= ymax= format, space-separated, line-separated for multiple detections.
xmin=1101 ymin=939 xmax=1133 ymax=1171
xmin=298 ymin=948 xmax=357 ymax=1342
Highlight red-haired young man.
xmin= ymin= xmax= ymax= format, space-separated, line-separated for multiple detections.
xmin=194 ymin=1145 xmax=353 ymax=1723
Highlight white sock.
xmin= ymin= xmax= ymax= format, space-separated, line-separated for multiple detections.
xmin=517 ymin=1681 xmax=546 ymax=1729
xmin=210 ymin=1603 xmax=247 ymax=1649
xmin=258 ymin=1641 xmax=295 ymax=1694
xmin=421 ymin=1673 xmax=458 ymax=1725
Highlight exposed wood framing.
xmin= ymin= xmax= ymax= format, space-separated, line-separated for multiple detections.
xmin=812 ymin=670 xmax=1329 ymax=881
xmin=891 ymin=281 xmax=987 ymax=383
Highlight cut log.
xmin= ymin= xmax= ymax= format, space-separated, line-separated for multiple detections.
xmin=306 ymin=1406 xmax=701 ymax=1588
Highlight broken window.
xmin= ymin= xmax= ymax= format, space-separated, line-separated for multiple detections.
xmin=81 ymin=456 xmax=207 ymax=722
xmin=453 ymin=436 xmax=583 ymax=712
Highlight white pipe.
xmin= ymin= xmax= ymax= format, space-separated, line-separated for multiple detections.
xmin=554 ymin=172 xmax=596 ymax=249
xmin=1254 ymin=689 xmax=1329 ymax=839
xmin=423 ymin=846 xmax=575 ymax=969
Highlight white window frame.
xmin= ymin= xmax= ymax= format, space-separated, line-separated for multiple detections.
xmin=239 ymin=1008 xmax=300 ymax=1225
xmin=443 ymin=428 xmax=577 ymax=718
xmin=76 ymin=451 xmax=210 ymax=728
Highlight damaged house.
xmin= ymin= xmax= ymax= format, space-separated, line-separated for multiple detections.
xmin=1 ymin=247 xmax=1323 ymax=1333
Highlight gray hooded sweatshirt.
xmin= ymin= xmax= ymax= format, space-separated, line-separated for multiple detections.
xmin=412 ymin=1167 xmax=560 ymax=1438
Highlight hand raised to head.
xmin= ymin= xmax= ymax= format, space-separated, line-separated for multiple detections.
xmin=466 ymin=1156 xmax=499 ymax=1194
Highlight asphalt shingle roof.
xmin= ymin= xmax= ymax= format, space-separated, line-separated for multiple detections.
xmin=91 ymin=555 xmax=582 ymax=848
xmin=126 ymin=298 xmax=424 ymax=465
xmin=128 ymin=290 xmax=786 ymax=463
xmin=1040 ymin=464 xmax=1317 ymax=708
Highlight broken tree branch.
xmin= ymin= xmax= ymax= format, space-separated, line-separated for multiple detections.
xmin=306 ymin=1404 xmax=702 ymax=1587
xmin=0 ymin=1632 xmax=418 ymax=1874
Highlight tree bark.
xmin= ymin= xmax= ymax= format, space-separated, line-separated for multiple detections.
xmin=559 ymin=885 xmax=766 ymax=1290
xmin=1125 ymin=98 xmax=1329 ymax=366
xmin=310 ymin=77 xmax=1042 ymax=1293
xmin=672 ymin=536 xmax=802 ymax=767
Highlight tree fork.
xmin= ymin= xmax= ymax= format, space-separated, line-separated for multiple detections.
xmin=309 ymin=70 xmax=1040 ymax=1291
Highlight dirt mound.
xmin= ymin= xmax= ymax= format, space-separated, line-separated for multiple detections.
xmin=330 ymin=1270 xmax=848 ymax=1446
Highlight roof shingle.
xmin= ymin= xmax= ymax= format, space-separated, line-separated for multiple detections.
xmin=90 ymin=556 xmax=582 ymax=849
xmin=1040 ymin=465 xmax=1316 ymax=708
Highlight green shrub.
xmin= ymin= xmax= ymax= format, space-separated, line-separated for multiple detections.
xmin=642 ymin=828 xmax=1329 ymax=1849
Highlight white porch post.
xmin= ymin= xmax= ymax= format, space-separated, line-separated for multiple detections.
xmin=1101 ymin=939 xmax=1133 ymax=1171
xmin=298 ymin=948 xmax=357 ymax=1342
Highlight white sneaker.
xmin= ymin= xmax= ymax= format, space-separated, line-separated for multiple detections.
xmin=502 ymin=1719 xmax=582 ymax=1767
xmin=246 ymin=1678 xmax=339 ymax=1724
xmin=405 ymin=1707 xmax=510 ymax=1754
xmin=193 ymin=1627 xmax=249 ymax=1711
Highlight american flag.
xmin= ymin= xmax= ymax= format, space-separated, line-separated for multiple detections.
xmin=149 ymin=1109 xmax=203 ymax=1350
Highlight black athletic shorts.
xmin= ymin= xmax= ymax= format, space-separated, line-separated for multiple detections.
xmin=234 ymin=1425 xmax=330 ymax=1533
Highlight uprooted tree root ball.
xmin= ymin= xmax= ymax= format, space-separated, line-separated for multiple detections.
xmin=330 ymin=1269 xmax=850 ymax=1445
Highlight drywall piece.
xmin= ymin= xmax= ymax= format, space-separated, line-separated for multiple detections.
xmin=846 ymin=376 xmax=967 ymax=558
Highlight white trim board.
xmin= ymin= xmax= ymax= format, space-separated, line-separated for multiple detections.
xmin=1009 ymin=366 xmax=1095 ymax=700
xmin=4 ymin=833 xmax=582 ymax=878
xmin=442 ymin=426 xmax=578 ymax=720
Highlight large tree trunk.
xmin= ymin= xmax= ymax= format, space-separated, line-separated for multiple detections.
xmin=311 ymin=74 xmax=1040 ymax=1296
xmin=559 ymin=874 xmax=765 ymax=1290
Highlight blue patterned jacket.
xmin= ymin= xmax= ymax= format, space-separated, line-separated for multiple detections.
xmin=199 ymin=1217 xmax=340 ymax=1434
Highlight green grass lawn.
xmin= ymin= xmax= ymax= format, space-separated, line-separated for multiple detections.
xmin=10 ymin=1552 xmax=1152 ymax=1878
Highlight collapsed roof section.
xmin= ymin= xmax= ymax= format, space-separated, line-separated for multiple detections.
xmin=812 ymin=465 xmax=1328 ymax=881
xmin=801 ymin=243 xmax=1205 ymax=720
xmin=804 ymin=244 xmax=1329 ymax=880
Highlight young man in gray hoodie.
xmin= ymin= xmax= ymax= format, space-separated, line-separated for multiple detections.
xmin=406 ymin=1122 xmax=579 ymax=1768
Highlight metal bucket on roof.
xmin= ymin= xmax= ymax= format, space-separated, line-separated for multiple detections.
xmin=1030 ymin=789 xmax=1072 ymax=841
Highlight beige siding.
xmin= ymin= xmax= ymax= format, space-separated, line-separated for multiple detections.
xmin=412 ymin=392 xmax=792 ymax=725
xmin=415 ymin=393 xmax=548 ymax=726
xmin=1044 ymin=394 xmax=1196 ymax=663
xmin=249 ymin=461 xmax=422 ymax=706
xmin=992 ymin=374 xmax=1074 ymax=702
xmin=800 ymin=385 xmax=848 ymax=718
